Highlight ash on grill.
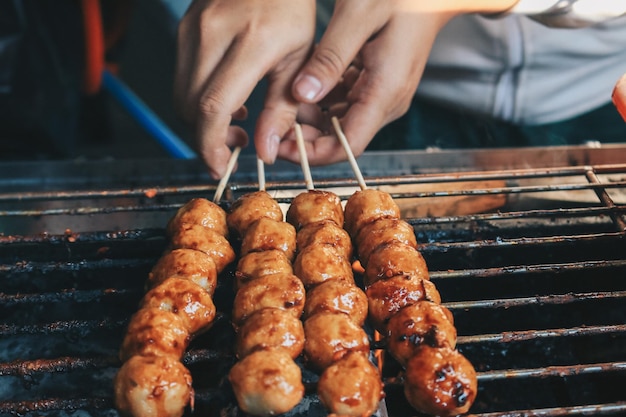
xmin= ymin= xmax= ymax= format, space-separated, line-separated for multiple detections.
xmin=1 ymin=148 xmax=626 ymax=417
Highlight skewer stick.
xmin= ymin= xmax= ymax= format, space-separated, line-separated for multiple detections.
xmin=212 ymin=146 xmax=241 ymax=203
xmin=294 ymin=123 xmax=314 ymax=191
xmin=257 ymin=157 xmax=266 ymax=191
xmin=331 ymin=117 xmax=367 ymax=190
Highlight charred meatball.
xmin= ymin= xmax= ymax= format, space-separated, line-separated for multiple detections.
xmin=286 ymin=189 xmax=344 ymax=230
xmin=236 ymin=308 xmax=305 ymax=359
xmin=293 ymin=244 xmax=354 ymax=287
xmin=166 ymin=197 xmax=228 ymax=237
xmin=344 ymin=189 xmax=400 ymax=237
xmin=355 ymin=218 xmax=417 ymax=267
xmin=364 ymin=241 xmax=429 ymax=287
xmin=304 ymin=279 xmax=368 ymax=326
xmin=240 ymin=217 xmax=296 ymax=260
xmin=147 ymin=248 xmax=218 ymax=295
xmin=169 ymin=223 xmax=235 ymax=273
xmin=235 ymin=249 xmax=293 ymax=290
xmin=296 ymin=219 xmax=353 ymax=259
xmin=227 ymin=190 xmax=283 ymax=237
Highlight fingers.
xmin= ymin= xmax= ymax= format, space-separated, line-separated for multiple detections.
xmin=292 ymin=0 xmax=389 ymax=103
xmin=612 ymin=73 xmax=626 ymax=121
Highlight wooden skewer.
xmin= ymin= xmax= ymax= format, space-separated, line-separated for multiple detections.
xmin=331 ymin=117 xmax=367 ymax=191
xmin=212 ymin=146 xmax=241 ymax=203
xmin=294 ymin=123 xmax=314 ymax=191
xmin=257 ymin=157 xmax=266 ymax=192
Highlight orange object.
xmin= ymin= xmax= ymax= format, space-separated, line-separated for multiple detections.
xmin=81 ymin=0 xmax=105 ymax=95
xmin=612 ymin=73 xmax=626 ymax=122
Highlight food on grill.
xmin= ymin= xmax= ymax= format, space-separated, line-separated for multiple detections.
xmin=293 ymin=243 xmax=354 ymax=287
xmin=166 ymin=197 xmax=228 ymax=237
xmin=355 ymin=218 xmax=417 ymax=266
xmin=303 ymin=311 xmax=370 ymax=371
xmin=227 ymin=190 xmax=283 ymax=236
xmin=114 ymin=355 xmax=194 ymax=417
xmin=235 ymin=307 xmax=305 ymax=359
xmin=119 ymin=308 xmax=190 ymax=362
xmin=240 ymin=216 xmax=297 ymax=260
xmin=235 ymin=249 xmax=293 ymax=289
xmin=286 ymin=189 xmax=344 ymax=229
xmin=343 ymin=188 xmax=401 ymax=236
xmin=344 ymin=188 xmax=477 ymax=415
xmin=317 ymin=352 xmax=384 ymax=416
xmin=169 ymin=223 xmax=235 ymax=273
xmin=404 ymin=346 xmax=478 ymax=416
xmin=227 ymin=191 xmax=305 ymax=416
xmin=147 ymin=248 xmax=218 ymax=295
xmin=116 ymin=198 xmax=234 ymax=417
xmin=140 ymin=277 xmax=216 ymax=335
xmin=364 ymin=241 xmax=430 ymax=287
xmin=303 ymin=278 xmax=368 ymax=326
xmin=386 ymin=301 xmax=457 ymax=366
xmin=296 ymin=219 xmax=353 ymax=259
xmin=231 ymin=272 xmax=305 ymax=326
xmin=228 ymin=348 xmax=305 ymax=417
xmin=366 ymin=274 xmax=441 ymax=332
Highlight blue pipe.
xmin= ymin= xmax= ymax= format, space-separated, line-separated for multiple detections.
xmin=102 ymin=69 xmax=197 ymax=159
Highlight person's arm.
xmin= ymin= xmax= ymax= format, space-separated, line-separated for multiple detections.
xmin=505 ymin=0 xmax=626 ymax=27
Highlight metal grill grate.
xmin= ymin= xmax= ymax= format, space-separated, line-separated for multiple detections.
xmin=1 ymin=148 xmax=625 ymax=416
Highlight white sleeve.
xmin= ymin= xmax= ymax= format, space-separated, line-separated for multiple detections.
xmin=509 ymin=0 xmax=626 ymax=27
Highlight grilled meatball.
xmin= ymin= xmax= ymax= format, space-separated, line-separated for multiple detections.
xmin=169 ymin=223 xmax=235 ymax=273
xmin=231 ymin=273 xmax=305 ymax=325
xmin=236 ymin=308 xmax=305 ymax=359
xmin=303 ymin=312 xmax=370 ymax=370
xmin=140 ymin=277 xmax=216 ymax=335
xmin=114 ymin=354 xmax=193 ymax=417
xmin=147 ymin=248 xmax=218 ymax=295
xmin=119 ymin=308 xmax=190 ymax=362
xmin=387 ymin=301 xmax=457 ymax=367
xmin=293 ymin=244 xmax=354 ymax=287
xmin=296 ymin=219 xmax=353 ymax=259
xmin=364 ymin=241 xmax=429 ymax=287
xmin=366 ymin=275 xmax=441 ymax=333
xmin=227 ymin=190 xmax=283 ymax=237
xmin=304 ymin=279 xmax=368 ymax=326
xmin=286 ymin=189 xmax=344 ymax=230
xmin=344 ymin=188 xmax=401 ymax=237
xmin=166 ymin=197 xmax=228 ymax=238
xmin=317 ymin=352 xmax=384 ymax=417
xmin=240 ymin=217 xmax=296 ymax=260
xmin=404 ymin=346 xmax=478 ymax=416
xmin=235 ymin=249 xmax=293 ymax=290
xmin=228 ymin=348 xmax=304 ymax=417
xmin=355 ymin=218 xmax=417 ymax=267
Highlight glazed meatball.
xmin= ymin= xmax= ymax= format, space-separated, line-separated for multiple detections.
xmin=366 ymin=275 xmax=441 ymax=332
xmin=344 ymin=189 xmax=400 ymax=237
xmin=355 ymin=218 xmax=417 ymax=267
xmin=228 ymin=348 xmax=304 ymax=417
xmin=235 ymin=249 xmax=293 ymax=290
xmin=304 ymin=279 xmax=368 ymax=326
xmin=227 ymin=191 xmax=284 ymax=237
xmin=293 ymin=244 xmax=354 ymax=287
xmin=303 ymin=312 xmax=370 ymax=370
xmin=231 ymin=273 xmax=305 ymax=325
xmin=236 ymin=308 xmax=305 ymax=359
xmin=240 ymin=217 xmax=296 ymax=260
xmin=140 ymin=277 xmax=216 ymax=335
xmin=286 ymin=190 xmax=344 ymax=230
xmin=296 ymin=220 xmax=353 ymax=259
xmin=119 ymin=308 xmax=189 ymax=362
xmin=317 ymin=352 xmax=384 ymax=417
xmin=387 ymin=301 xmax=457 ymax=367
xmin=404 ymin=346 xmax=478 ymax=416
xmin=114 ymin=355 xmax=193 ymax=417
xmin=364 ymin=241 xmax=429 ymax=287
xmin=166 ymin=197 xmax=228 ymax=237
xmin=147 ymin=248 xmax=218 ymax=295
xmin=169 ymin=223 xmax=235 ymax=273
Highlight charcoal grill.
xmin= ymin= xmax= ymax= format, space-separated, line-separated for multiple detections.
xmin=1 ymin=144 xmax=626 ymax=417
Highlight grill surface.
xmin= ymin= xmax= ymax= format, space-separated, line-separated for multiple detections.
xmin=1 ymin=145 xmax=626 ymax=416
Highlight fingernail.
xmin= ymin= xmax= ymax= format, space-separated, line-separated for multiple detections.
xmin=266 ymin=134 xmax=280 ymax=164
xmin=295 ymin=74 xmax=322 ymax=101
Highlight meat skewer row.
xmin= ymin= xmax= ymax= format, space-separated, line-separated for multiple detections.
xmin=334 ymin=117 xmax=477 ymax=416
xmin=286 ymin=124 xmax=384 ymax=417
xmin=115 ymin=196 xmax=235 ymax=417
xmin=226 ymin=164 xmax=306 ymax=417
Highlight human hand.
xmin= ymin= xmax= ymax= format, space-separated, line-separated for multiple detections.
xmin=174 ymin=0 xmax=316 ymax=178
xmin=613 ymin=74 xmax=626 ymax=121
xmin=277 ymin=0 xmax=517 ymax=166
